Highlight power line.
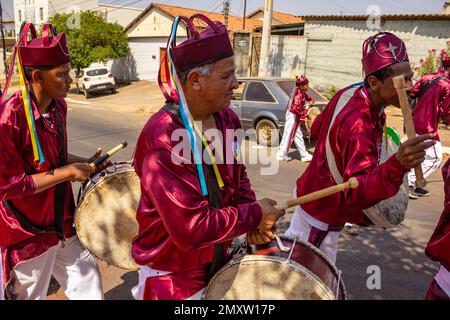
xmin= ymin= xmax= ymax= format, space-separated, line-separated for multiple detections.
xmin=327 ymin=0 xmax=358 ymax=15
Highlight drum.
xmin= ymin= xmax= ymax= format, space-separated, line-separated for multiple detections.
xmin=75 ymin=161 xmax=140 ymax=270
xmin=363 ymin=128 xmax=409 ymax=228
xmin=203 ymin=235 xmax=347 ymax=300
xmin=301 ymin=106 xmax=321 ymax=141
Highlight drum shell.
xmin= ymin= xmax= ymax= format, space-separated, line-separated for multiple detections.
xmin=203 ymin=236 xmax=347 ymax=300
xmin=75 ymin=162 xmax=140 ymax=270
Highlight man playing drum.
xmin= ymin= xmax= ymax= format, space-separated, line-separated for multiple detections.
xmin=0 ymin=23 xmax=108 ymax=300
xmin=285 ymin=32 xmax=435 ymax=263
xmin=277 ymin=75 xmax=314 ymax=162
xmin=407 ymin=55 xmax=450 ymax=199
xmin=424 ymin=157 xmax=450 ymax=300
xmin=131 ymin=14 xmax=284 ymax=300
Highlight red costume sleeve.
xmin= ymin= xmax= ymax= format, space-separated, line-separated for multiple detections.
xmin=338 ymin=122 xmax=409 ymax=214
xmin=425 ymin=159 xmax=450 ymax=270
xmin=305 ymin=93 xmax=315 ymax=106
xmin=439 ymin=82 xmax=450 ymax=125
xmin=289 ymin=90 xmax=305 ymax=116
xmin=0 ymin=122 xmax=36 ymax=201
xmin=139 ymin=148 xmax=262 ymax=252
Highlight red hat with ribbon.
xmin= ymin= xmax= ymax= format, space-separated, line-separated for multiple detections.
xmin=169 ymin=14 xmax=234 ymax=73
xmin=296 ymin=75 xmax=308 ymax=87
xmin=362 ymin=32 xmax=409 ymax=78
xmin=19 ymin=22 xmax=71 ymax=66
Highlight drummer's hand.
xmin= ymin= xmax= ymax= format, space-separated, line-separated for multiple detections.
xmin=87 ymin=147 xmax=112 ymax=172
xmin=256 ymin=198 xmax=285 ymax=232
xmin=68 ymin=163 xmax=95 ymax=182
xmin=246 ymin=230 xmax=274 ymax=245
xmin=396 ymin=134 xmax=436 ymax=169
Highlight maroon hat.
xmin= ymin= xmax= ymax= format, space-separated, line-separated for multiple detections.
xmin=19 ymin=23 xmax=70 ymax=67
xmin=296 ymin=75 xmax=308 ymax=87
xmin=362 ymin=32 xmax=409 ymax=78
xmin=170 ymin=14 xmax=234 ymax=73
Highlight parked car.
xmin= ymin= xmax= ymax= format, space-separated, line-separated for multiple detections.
xmin=230 ymin=77 xmax=329 ymax=146
xmin=75 ymin=67 xmax=116 ymax=99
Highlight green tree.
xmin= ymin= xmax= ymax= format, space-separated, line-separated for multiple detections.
xmin=49 ymin=10 xmax=129 ymax=72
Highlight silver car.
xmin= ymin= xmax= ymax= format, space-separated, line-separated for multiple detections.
xmin=230 ymin=77 xmax=328 ymax=146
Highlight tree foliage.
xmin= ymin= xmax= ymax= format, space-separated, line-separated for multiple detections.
xmin=49 ymin=11 xmax=129 ymax=71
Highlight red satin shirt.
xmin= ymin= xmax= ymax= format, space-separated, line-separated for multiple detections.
xmin=132 ymin=106 xmax=262 ymax=274
xmin=297 ymin=85 xmax=409 ymax=227
xmin=425 ymin=158 xmax=450 ymax=271
xmin=289 ymin=89 xmax=315 ymax=118
xmin=411 ymin=73 xmax=450 ymax=141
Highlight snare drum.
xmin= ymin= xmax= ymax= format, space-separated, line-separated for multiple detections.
xmin=203 ymin=235 xmax=347 ymax=300
xmin=75 ymin=161 xmax=140 ymax=270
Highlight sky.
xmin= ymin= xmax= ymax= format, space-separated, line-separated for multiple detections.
xmin=1 ymin=0 xmax=446 ymax=20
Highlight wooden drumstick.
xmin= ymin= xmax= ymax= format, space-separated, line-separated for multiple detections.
xmin=90 ymin=141 xmax=128 ymax=168
xmin=392 ymin=75 xmax=426 ymax=188
xmin=278 ymin=177 xmax=359 ymax=210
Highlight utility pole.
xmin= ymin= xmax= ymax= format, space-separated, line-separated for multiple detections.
xmin=242 ymin=0 xmax=247 ymax=30
xmin=0 ymin=1 xmax=7 ymax=76
xmin=258 ymin=0 xmax=273 ymax=77
xmin=223 ymin=0 xmax=230 ymax=28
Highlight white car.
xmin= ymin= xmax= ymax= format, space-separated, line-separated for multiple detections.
xmin=76 ymin=67 xmax=116 ymax=99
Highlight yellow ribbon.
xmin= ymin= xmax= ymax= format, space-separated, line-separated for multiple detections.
xmin=191 ymin=118 xmax=225 ymax=190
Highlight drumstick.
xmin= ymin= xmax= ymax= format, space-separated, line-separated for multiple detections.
xmin=90 ymin=141 xmax=128 ymax=167
xmin=278 ymin=177 xmax=359 ymax=210
xmin=392 ymin=75 xmax=426 ymax=188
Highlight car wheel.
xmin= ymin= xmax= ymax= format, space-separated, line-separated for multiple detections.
xmin=255 ymin=119 xmax=278 ymax=147
xmin=84 ymin=88 xmax=90 ymax=99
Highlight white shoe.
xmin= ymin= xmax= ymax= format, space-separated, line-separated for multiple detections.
xmin=300 ymin=154 xmax=313 ymax=162
xmin=276 ymin=152 xmax=291 ymax=161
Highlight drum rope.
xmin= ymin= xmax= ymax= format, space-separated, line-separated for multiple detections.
xmin=286 ymin=236 xmax=297 ymax=263
xmin=335 ymin=270 xmax=342 ymax=300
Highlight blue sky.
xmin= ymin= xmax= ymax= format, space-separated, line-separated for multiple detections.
xmin=1 ymin=0 xmax=446 ymax=20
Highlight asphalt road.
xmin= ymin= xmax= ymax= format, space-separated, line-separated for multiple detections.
xmin=49 ymin=101 xmax=445 ymax=300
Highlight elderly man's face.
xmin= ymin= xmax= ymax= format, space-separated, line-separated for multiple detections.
xmin=197 ymin=56 xmax=239 ymax=112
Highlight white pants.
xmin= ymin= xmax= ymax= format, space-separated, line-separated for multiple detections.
xmin=408 ymin=141 xmax=442 ymax=187
xmin=284 ymin=206 xmax=340 ymax=264
xmin=132 ymin=265 xmax=204 ymax=300
xmin=2 ymin=236 xmax=103 ymax=300
xmin=278 ymin=111 xmax=309 ymax=158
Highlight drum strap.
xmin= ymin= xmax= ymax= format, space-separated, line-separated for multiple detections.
xmin=161 ymin=103 xmax=226 ymax=279
xmin=2 ymin=105 xmax=68 ymax=241
xmin=410 ymin=76 xmax=447 ymax=111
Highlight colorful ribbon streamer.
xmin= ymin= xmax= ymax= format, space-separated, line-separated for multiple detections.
xmin=162 ymin=16 xmax=224 ymax=196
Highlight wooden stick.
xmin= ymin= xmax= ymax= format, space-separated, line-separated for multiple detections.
xmin=392 ymin=75 xmax=426 ymax=188
xmin=90 ymin=141 xmax=128 ymax=168
xmin=279 ymin=177 xmax=359 ymax=210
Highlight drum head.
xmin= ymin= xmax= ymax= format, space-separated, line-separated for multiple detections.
xmin=75 ymin=170 xmax=140 ymax=270
xmin=204 ymin=255 xmax=335 ymax=300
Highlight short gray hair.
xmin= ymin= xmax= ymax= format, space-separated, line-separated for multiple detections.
xmin=178 ymin=63 xmax=214 ymax=84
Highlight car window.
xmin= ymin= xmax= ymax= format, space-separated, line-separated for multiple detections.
xmin=244 ymin=81 xmax=276 ymax=103
xmin=277 ymin=80 xmax=295 ymax=96
xmin=232 ymin=81 xmax=247 ymax=101
xmin=86 ymin=69 xmax=108 ymax=77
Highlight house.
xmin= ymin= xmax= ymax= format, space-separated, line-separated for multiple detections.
xmin=13 ymin=0 xmax=97 ymax=35
xmin=112 ymin=3 xmax=262 ymax=81
xmin=97 ymin=3 xmax=144 ymax=28
xmin=301 ymin=14 xmax=450 ymax=89
xmin=246 ymin=7 xmax=303 ymax=25
xmin=2 ymin=18 xmax=16 ymax=38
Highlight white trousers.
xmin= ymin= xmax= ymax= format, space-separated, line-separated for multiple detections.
xmin=1 ymin=236 xmax=103 ymax=300
xmin=408 ymin=141 xmax=443 ymax=187
xmin=284 ymin=206 xmax=340 ymax=264
xmin=435 ymin=265 xmax=450 ymax=298
xmin=278 ymin=111 xmax=309 ymax=158
xmin=131 ymin=265 xmax=204 ymax=300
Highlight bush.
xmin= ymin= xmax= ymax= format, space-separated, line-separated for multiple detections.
xmin=413 ymin=47 xmax=449 ymax=79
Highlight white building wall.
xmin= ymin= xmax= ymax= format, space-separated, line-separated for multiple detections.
xmin=303 ymin=19 xmax=450 ymax=90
